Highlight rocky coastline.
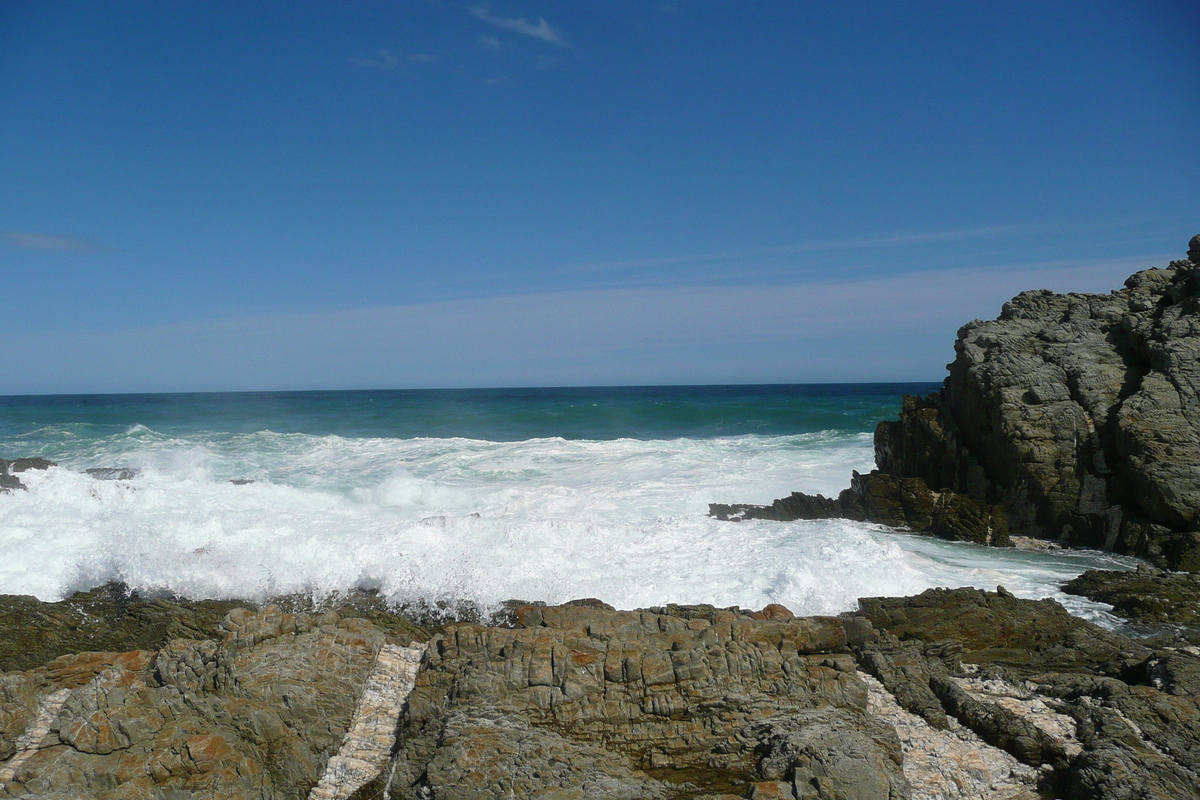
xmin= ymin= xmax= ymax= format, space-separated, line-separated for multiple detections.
xmin=711 ymin=236 xmax=1200 ymax=572
xmin=4 ymin=239 xmax=1199 ymax=798
xmin=0 ymin=585 xmax=1197 ymax=799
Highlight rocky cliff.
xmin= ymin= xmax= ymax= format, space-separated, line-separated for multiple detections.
xmin=714 ymin=236 xmax=1200 ymax=570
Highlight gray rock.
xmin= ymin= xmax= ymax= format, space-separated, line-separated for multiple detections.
xmin=930 ymin=246 xmax=1200 ymax=567
xmin=0 ymin=606 xmax=411 ymax=799
xmin=83 ymin=467 xmax=141 ymax=481
xmin=752 ymin=709 xmax=911 ymax=799
xmin=855 ymin=587 xmax=1200 ymax=800
xmin=384 ymin=603 xmax=885 ymax=799
xmin=711 ymin=469 xmax=1010 ymax=546
xmin=713 ymin=238 xmax=1200 ymax=571
xmin=0 ymin=458 xmax=56 ymax=493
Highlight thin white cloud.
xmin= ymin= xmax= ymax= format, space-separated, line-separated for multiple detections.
xmin=2 ymin=231 xmax=99 ymax=252
xmin=350 ymin=49 xmax=400 ymax=70
xmin=470 ymin=4 xmax=568 ymax=47
xmin=480 ymin=36 xmax=502 ymax=50
xmin=407 ymin=53 xmax=439 ymax=63
xmin=483 ymin=76 xmax=510 ymax=86
xmin=0 ymin=254 xmax=1158 ymax=394
xmin=563 ymin=222 xmax=1078 ymax=276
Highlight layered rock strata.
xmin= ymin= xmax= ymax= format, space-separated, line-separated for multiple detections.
xmin=713 ymin=237 xmax=1200 ymax=569
xmin=1 ymin=589 xmax=1198 ymax=798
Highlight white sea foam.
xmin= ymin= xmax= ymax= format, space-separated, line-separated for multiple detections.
xmin=0 ymin=430 xmax=1136 ymax=620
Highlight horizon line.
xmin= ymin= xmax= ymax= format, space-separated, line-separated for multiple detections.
xmin=0 ymin=379 xmax=945 ymax=400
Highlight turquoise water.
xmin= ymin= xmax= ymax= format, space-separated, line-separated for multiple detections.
xmin=0 ymin=383 xmax=932 ymax=446
xmin=0 ymin=383 xmax=1137 ymax=622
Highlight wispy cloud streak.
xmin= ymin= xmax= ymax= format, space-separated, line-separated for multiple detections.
xmin=2 ymin=232 xmax=99 ymax=252
xmin=564 ymin=222 xmax=1069 ymax=275
xmin=0 ymin=253 xmax=1159 ymax=394
xmin=470 ymin=4 xmax=568 ymax=47
xmin=350 ymin=49 xmax=400 ymax=70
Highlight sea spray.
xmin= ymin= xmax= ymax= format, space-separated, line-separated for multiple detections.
xmin=0 ymin=422 xmax=1137 ymax=622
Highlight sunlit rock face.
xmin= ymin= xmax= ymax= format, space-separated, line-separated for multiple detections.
xmin=742 ymin=238 xmax=1200 ymax=570
xmin=923 ymin=239 xmax=1200 ymax=569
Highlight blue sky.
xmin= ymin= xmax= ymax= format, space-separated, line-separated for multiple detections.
xmin=2 ymin=1 xmax=1198 ymax=393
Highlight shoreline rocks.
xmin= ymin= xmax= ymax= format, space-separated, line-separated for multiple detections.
xmin=710 ymin=469 xmax=1010 ymax=547
xmin=0 ymin=459 xmax=57 ymax=493
xmin=712 ymin=237 xmax=1200 ymax=571
xmin=1 ymin=587 xmax=1197 ymax=799
xmin=1062 ymin=565 xmax=1200 ymax=630
xmin=0 ymin=459 xmax=148 ymax=493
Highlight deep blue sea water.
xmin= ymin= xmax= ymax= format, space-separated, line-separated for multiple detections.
xmin=0 ymin=383 xmax=931 ymax=443
xmin=0 ymin=384 xmax=1137 ymax=622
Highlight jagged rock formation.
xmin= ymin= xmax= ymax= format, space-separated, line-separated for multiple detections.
xmin=384 ymin=602 xmax=906 ymax=800
xmin=713 ymin=237 xmax=1200 ymax=569
xmin=850 ymin=587 xmax=1200 ymax=799
xmin=1062 ymin=565 xmax=1200 ymax=629
xmin=1 ymin=589 xmax=1197 ymax=798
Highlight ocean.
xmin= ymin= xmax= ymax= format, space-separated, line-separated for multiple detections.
xmin=0 ymin=384 xmax=1138 ymax=624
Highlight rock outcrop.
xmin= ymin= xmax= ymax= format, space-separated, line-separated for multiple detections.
xmin=1 ymin=589 xmax=1198 ymax=799
xmin=0 ymin=605 xmax=427 ymax=799
xmin=710 ymin=471 xmax=1010 ymax=546
xmin=713 ymin=237 xmax=1200 ymax=569
xmin=0 ymin=459 xmax=56 ymax=493
xmin=852 ymin=587 xmax=1200 ymax=799
xmin=1062 ymin=565 xmax=1200 ymax=630
xmin=384 ymin=602 xmax=905 ymax=800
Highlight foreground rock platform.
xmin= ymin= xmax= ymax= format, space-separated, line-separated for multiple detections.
xmin=2 ymin=588 xmax=1197 ymax=799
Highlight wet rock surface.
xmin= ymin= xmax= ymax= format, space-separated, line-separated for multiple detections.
xmin=710 ymin=470 xmax=1010 ymax=547
xmin=0 ymin=458 xmax=56 ymax=493
xmin=1 ymin=588 xmax=1198 ymax=798
xmin=712 ymin=239 xmax=1200 ymax=572
xmin=0 ymin=584 xmax=247 ymax=674
xmin=1062 ymin=565 xmax=1200 ymax=630
xmin=0 ymin=459 xmax=141 ymax=492
xmin=0 ymin=583 xmax=432 ymax=676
